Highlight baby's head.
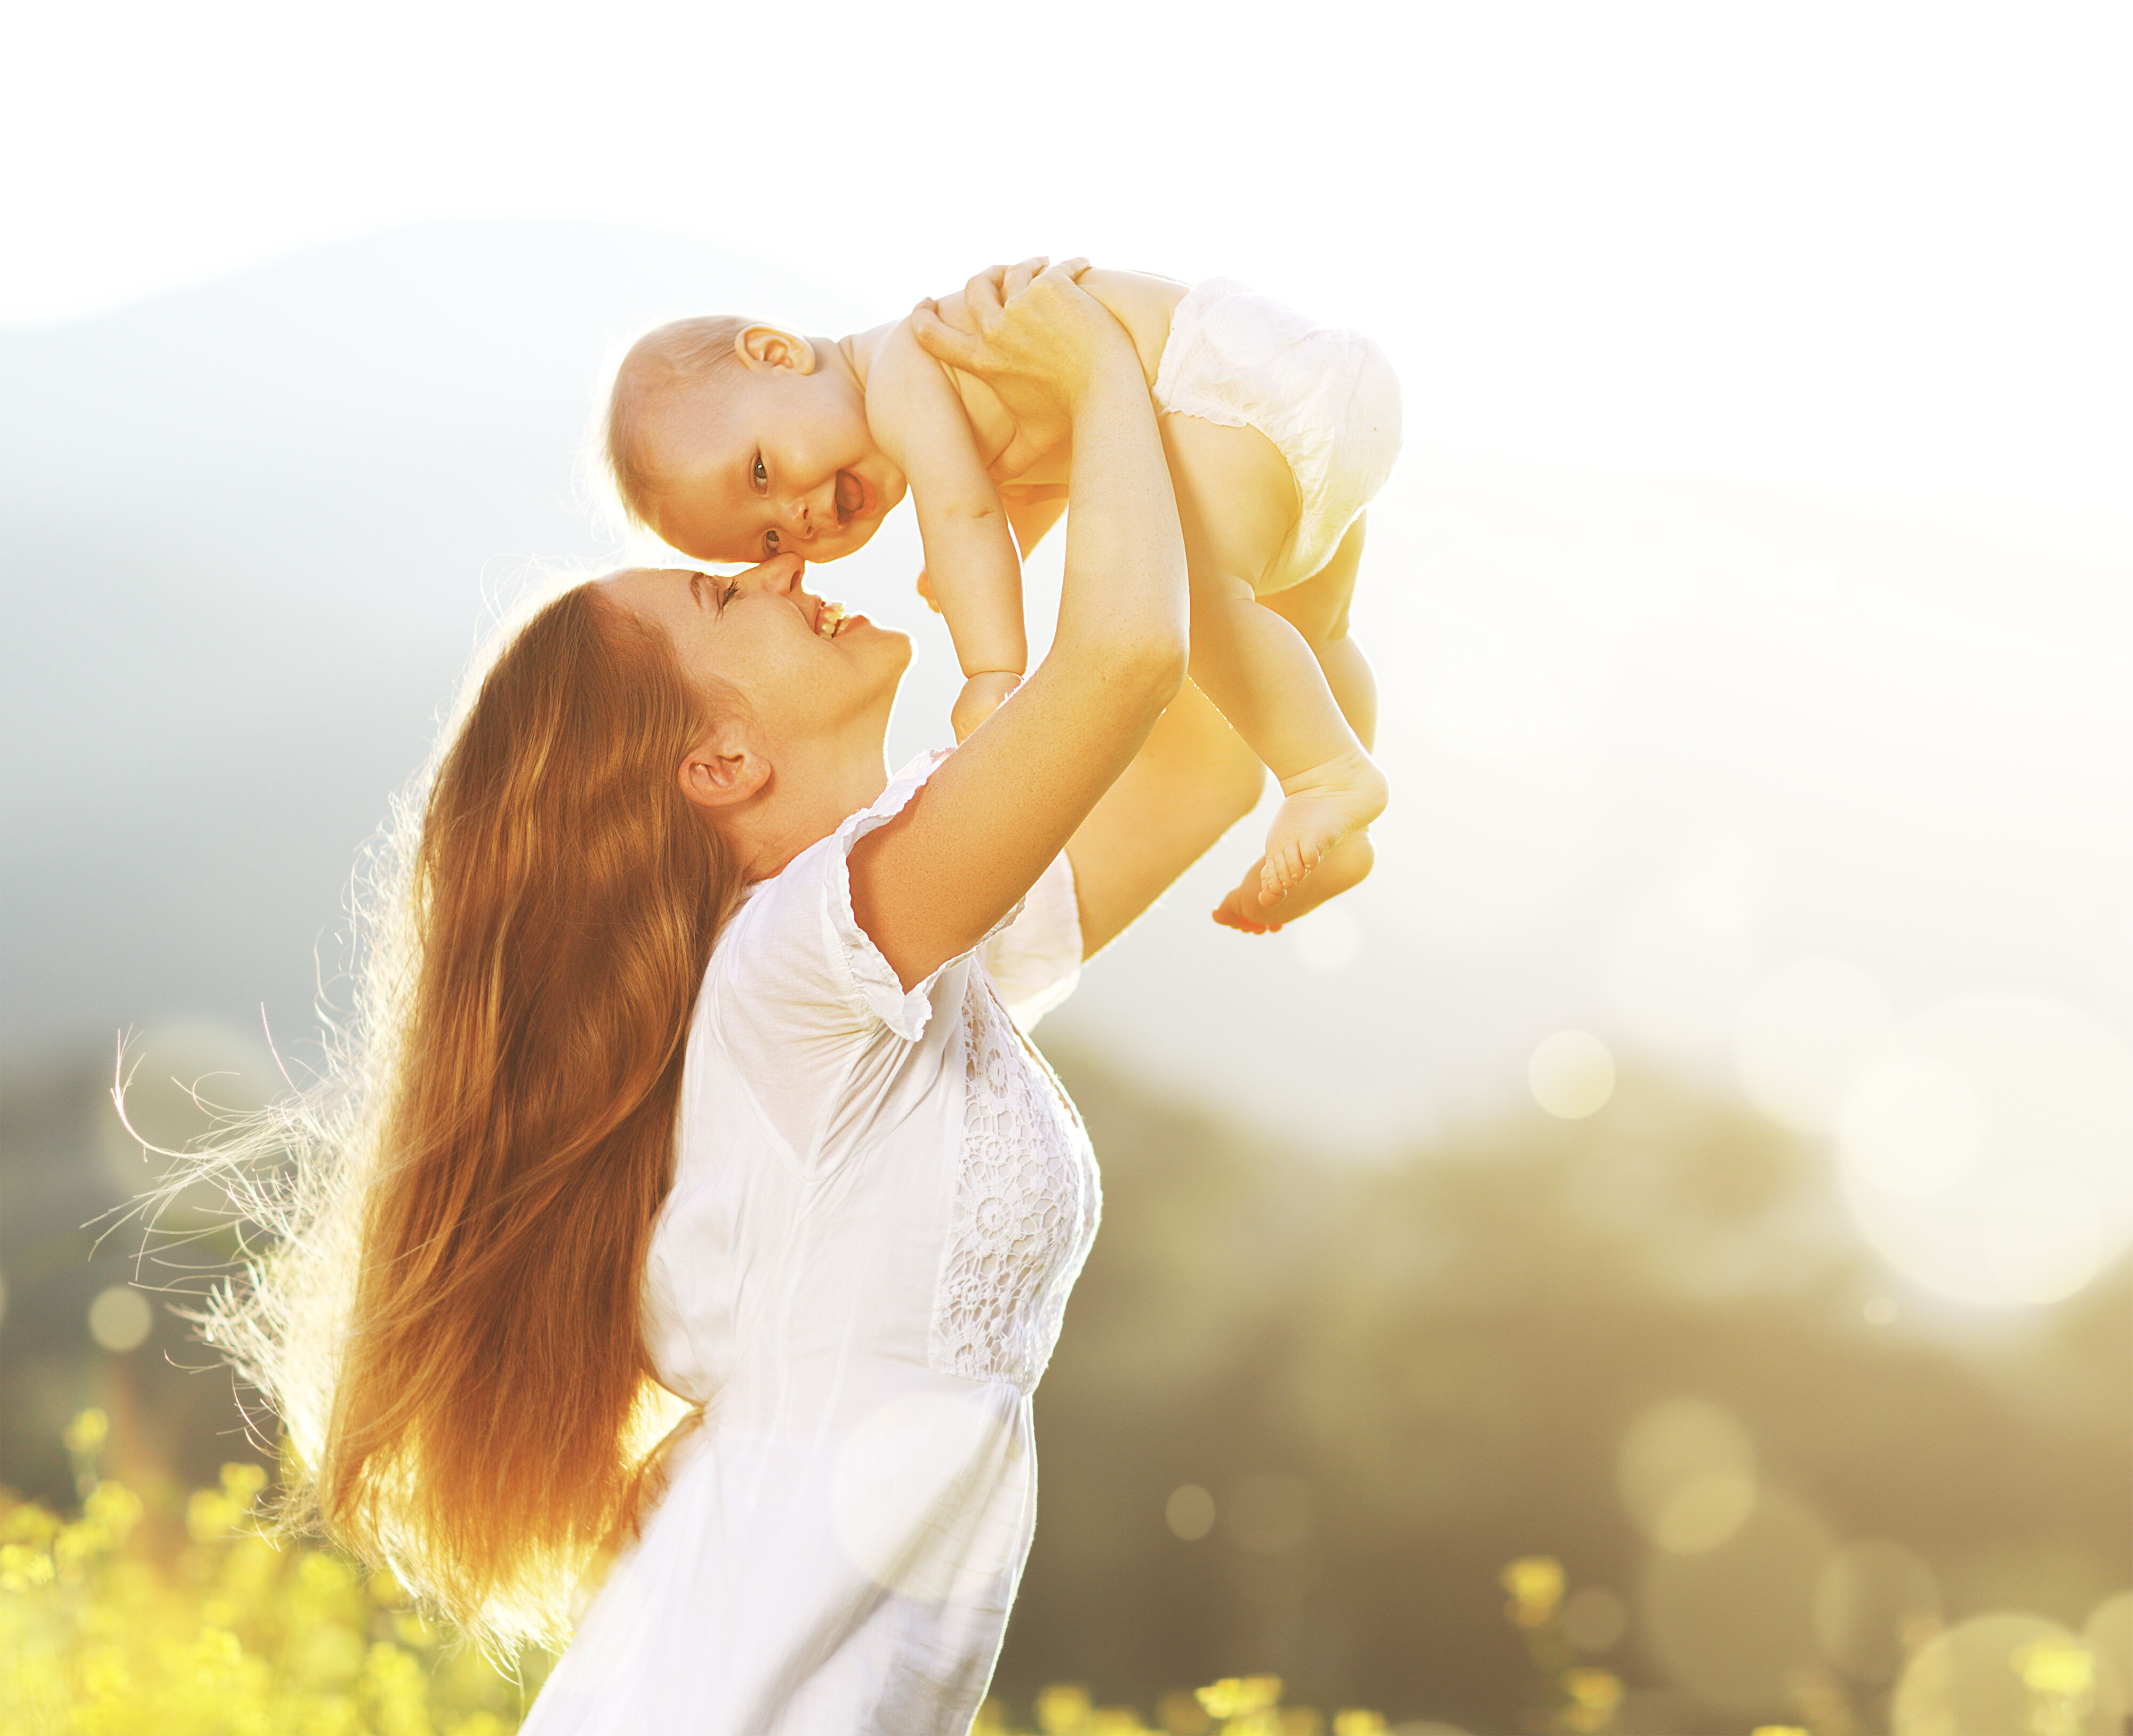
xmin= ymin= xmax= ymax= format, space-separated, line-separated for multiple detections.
xmin=604 ymin=317 xmax=907 ymax=565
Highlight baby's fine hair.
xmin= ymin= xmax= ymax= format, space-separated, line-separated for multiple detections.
xmin=603 ymin=315 xmax=753 ymax=530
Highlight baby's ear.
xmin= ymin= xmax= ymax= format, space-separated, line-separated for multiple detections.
xmin=734 ymin=324 xmax=816 ymax=375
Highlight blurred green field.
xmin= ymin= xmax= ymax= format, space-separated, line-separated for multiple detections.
xmin=5 ymin=1409 xmax=1636 ymax=1736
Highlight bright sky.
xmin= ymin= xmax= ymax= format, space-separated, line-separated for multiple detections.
xmin=13 ymin=0 xmax=2132 ymax=1312
xmin=10 ymin=0 xmax=2129 ymax=514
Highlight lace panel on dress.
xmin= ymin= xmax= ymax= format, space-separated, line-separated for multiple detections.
xmin=928 ymin=977 xmax=1098 ymax=1391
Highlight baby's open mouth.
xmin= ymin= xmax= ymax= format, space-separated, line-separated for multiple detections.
xmin=833 ymin=470 xmax=865 ymax=524
xmin=815 ymin=600 xmax=846 ymax=640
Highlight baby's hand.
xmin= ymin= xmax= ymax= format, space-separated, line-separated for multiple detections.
xmin=951 ymin=671 xmax=1022 ymax=743
xmin=916 ymin=569 xmax=941 ymax=614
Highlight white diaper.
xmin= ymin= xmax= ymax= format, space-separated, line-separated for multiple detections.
xmin=1152 ymin=278 xmax=1402 ymax=594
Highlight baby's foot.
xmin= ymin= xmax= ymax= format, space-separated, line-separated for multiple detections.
xmin=1257 ymin=749 xmax=1388 ymax=908
xmin=1213 ymin=832 xmax=1375 ymax=934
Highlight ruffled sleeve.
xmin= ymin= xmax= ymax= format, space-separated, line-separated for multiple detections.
xmin=818 ymin=752 xmax=968 ymax=1041
xmin=979 ymin=850 xmax=1083 ymax=1031
xmin=707 ymin=750 xmax=1024 ymax=1055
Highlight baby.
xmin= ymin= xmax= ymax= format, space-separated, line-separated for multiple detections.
xmin=602 ymin=262 xmax=1400 ymax=931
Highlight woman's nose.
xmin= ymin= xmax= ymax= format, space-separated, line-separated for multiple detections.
xmin=745 ymin=551 xmax=806 ymax=592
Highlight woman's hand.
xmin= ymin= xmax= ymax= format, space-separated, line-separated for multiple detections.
xmin=851 ymin=259 xmax=1188 ymax=991
xmin=909 ymin=257 xmax=1127 ymax=482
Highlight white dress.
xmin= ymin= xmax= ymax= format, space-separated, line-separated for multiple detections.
xmin=518 ymin=752 xmax=1099 ymax=1736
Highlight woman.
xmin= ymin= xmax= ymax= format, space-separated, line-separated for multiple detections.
xmin=194 ymin=259 xmax=1262 ymax=1732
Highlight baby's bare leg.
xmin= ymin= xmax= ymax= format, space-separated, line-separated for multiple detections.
xmin=1264 ymin=516 xmax=1376 ymax=748
xmin=1212 ymin=519 xmax=1382 ymax=931
xmin=1188 ymin=576 xmax=1386 ymax=907
xmin=1160 ymin=413 xmax=1386 ymax=911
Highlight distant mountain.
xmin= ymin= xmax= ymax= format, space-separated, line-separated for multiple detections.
xmin=0 ymin=222 xmax=868 ymax=1062
xmin=3 ymin=220 xmax=2124 ymax=1154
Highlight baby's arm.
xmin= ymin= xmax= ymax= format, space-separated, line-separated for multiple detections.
xmin=866 ymin=326 xmax=1028 ymax=739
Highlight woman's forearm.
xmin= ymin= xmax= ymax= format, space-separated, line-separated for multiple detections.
xmin=1048 ymin=355 xmax=1190 ymax=693
xmin=852 ymin=261 xmax=1197 ymax=988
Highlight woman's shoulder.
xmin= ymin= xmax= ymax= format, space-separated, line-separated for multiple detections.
xmin=702 ymin=751 xmax=958 ymax=1044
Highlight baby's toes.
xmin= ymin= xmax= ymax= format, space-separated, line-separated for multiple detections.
xmin=1259 ymin=843 xmax=1303 ymax=905
xmin=1214 ymin=880 xmax=1276 ymax=933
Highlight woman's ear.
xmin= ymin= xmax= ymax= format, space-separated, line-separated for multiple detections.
xmin=733 ymin=325 xmax=816 ymax=375
xmin=678 ymin=721 xmax=769 ymax=814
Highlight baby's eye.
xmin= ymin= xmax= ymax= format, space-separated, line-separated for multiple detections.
xmin=752 ymin=453 xmax=767 ymax=489
xmin=764 ymin=529 xmax=781 ymax=556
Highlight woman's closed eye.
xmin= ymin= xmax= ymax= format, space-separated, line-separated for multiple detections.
xmin=720 ymin=578 xmax=741 ymax=611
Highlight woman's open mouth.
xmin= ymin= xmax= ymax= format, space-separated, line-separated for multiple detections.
xmin=833 ymin=470 xmax=867 ymax=525
xmin=814 ymin=600 xmax=847 ymax=639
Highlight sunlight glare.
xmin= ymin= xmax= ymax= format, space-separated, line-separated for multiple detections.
xmin=1411 ymin=598 xmax=1620 ymax=760
xmin=1165 ymin=1484 xmax=1216 ymax=1542
xmin=1289 ymin=906 xmax=1364 ymax=975
xmin=1734 ymin=958 xmax=1893 ymax=1135
xmin=1835 ymin=994 xmax=2133 ymax=1308
xmin=1891 ymin=1614 xmax=2119 ymax=1736
xmin=87 ymin=1285 xmax=153 ymax=1353
xmin=1813 ymin=1539 xmax=1940 ymax=1684
xmin=831 ymin=1389 xmax=1026 ymax=1601
xmin=1606 ymin=837 xmax=1770 ymax=1060
xmin=1617 ymin=1399 xmax=1757 ymax=1555
xmin=1529 ymin=1031 xmax=1616 ymax=1120
xmin=1838 ymin=1055 xmax=1986 ymax=1197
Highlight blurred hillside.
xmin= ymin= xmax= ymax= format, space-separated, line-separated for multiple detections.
xmin=0 ymin=221 xmax=841 ymax=1072
xmin=5 ymin=219 xmax=2131 ymax=1732
xmin=4 ymin=1034 xmax=2129 ymax=1731
xmin=1002 ymin=1044 xmax=2133 ymax=1732
xmin=4 ymin=221 xmax=2128 ymax=1158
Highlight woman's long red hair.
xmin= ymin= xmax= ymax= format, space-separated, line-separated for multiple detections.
xmin=177 ymin=576 xmax=738 ymax=1648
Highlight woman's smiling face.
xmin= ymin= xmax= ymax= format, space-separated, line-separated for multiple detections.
xmin=605 ymin=555 xmax=910 ymax=760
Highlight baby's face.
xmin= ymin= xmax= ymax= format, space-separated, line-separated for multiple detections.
xmin=645 ymin=367 xmax=908 ymax=566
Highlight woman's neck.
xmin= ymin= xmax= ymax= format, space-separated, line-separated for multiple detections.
xmin=730 ymin=737 xmax=892 ymax=883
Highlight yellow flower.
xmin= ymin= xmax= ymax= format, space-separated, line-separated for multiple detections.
xmin=1 ymin=1499 xmax=61 ymax=1547
xmin=1501 ymin=1555 xmax=1565 ymax=1627
xmin=83 ymin=1481 xmax=144 ymax=1544
xmin=1197 ymin=1677 xmax=1285 ymax=1718
xmin=187 ymin=1488 xmax=243 ymax=1542
xmin=1038 ymin=1683 xmax=1094 ymax=1732
xmin=63 ymin=1408 xmax=111 ymax=1458
xmin=0 ymin=1541 xmax=55 ymax=1591
xmin=1560 ymin=1666 xmax=1624 ymax=1732
xmin=2014 ymin=1638 xmax=2096 ymax=1701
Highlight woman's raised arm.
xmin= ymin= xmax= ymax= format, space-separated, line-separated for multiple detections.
xmin=846 ymin=260 xmax=1190 ymax=988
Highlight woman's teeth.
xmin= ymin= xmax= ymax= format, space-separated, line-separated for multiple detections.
xmin=815 ymin=601 xmax=846 ymax=640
